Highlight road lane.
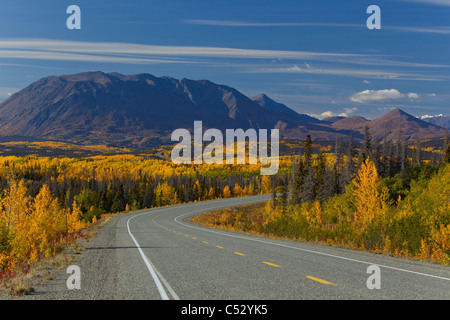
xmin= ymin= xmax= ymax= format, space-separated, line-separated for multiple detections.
xmin=16 ymin=195 xmax=450 ymax=300
xmin=128 ymin=196 xmax=450 ymax=300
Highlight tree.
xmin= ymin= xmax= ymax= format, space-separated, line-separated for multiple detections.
xmin=31 ymin=184 xmax=62 ymax=258
xmin=300 ymin=168 xmax=316 ymax=203
xmin=315 ymin=152 xmax=327 ymax=202
xmin=233 ymin=183 xmax=243 ymax=197
xmin=0 ymin=177 xmax=31 ymax=269
xmin=208 ymin=186 xmax=216 ymax=199
xmin=444 ymin=130 xmax=450 ymax=163
xmin=345 ymin=134 xmax=357 ymax=184
xmin=352 ymin=158 xmax=388 ymax=226
xmin=292 ymin=157 xmax=305 ymax=204
xmin=155 ymin=181 xmax=179 ymax=207
xmin=303 ymin=134 xmax=313 ymax=169
xmin=363 ymin=125 xmax=372 ymax=160
xmin=261 ymin=175 xmax=272 ymax=194
xmin=223 ymin=185 xmax=232 ymax=198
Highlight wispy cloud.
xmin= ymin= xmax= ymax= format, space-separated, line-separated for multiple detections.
xmin=245 ymin=64 xmax=445 ymax=81
xmin=387 ymin=26 xmax=450 ymax=35
xmin=183 ymin=19 xmax=362 ymax=28
xmin=0 ymin=38 xmax=367 ymax=62
xmin=0 ymin=38 xmax=446 ymax=82
xmin=397 ymin=0 xmax=450 ymax=7
xmin=184 ymin=19 xmax=450 ymax=36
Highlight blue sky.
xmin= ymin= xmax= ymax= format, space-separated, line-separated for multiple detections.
xmin=0 ymin=0 xmax=449 ymax=120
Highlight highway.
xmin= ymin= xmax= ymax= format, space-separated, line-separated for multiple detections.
xmin=19 ymin=195 xmax=450 ymax=300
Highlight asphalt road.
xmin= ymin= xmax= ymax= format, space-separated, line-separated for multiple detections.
xmin=16 ymin=195 xmax=450 ymax=300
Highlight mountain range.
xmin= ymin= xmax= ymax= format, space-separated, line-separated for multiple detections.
xmin=419 ymin=114 xmax=450 ymax=130
xmin=0 ymin=71 xmax=447 ymax=149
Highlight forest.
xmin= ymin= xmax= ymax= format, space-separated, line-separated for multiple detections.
xmin=0 ymin=153 xmax=285 ymax=275
xmin=193 ymin=131 xmax=450 ymax=265
xmin=0 ymin=129 xmax=449 ymax=279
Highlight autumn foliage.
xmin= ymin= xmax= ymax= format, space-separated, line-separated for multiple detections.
xmin=0 ymin=176 xmax=85 ymax=271
xmin=0 ymin=154 xmax=274 ymax=274
xmin=194 ymin=159 xmax=450 ymax=265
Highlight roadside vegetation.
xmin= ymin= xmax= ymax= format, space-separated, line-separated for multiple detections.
xmin=1 ymin=130 xmax=448 ymax=295
xmin=193 ymin=130 xmax=450 ymax=265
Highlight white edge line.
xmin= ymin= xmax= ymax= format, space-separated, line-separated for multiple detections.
xmin=172 ymin=204 xmax=450 ymax=283
xmin=127 ymin=208 xmax=175 ymax=300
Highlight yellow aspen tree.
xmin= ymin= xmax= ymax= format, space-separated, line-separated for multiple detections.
xmin=67 ymin=202 xmax=85 ymax=235
xmin=208 ymin=187 xmax=216 ymax=199
xmin=2 ymin=178 xmax=31 ymax=268
xmin=31 ymin=184 xmax=61 ymax=259
xmin=233 ymin=183 xmax=243 ymax=197
xmin=261 ymin=175 xmax=272 ymax=194
xmin=352 ymin=158 xmax=388 ymax=226
xmin=223 ymin=185 xmax=232 ymax=198
xmin=193 ymin=179 xmax=202 ymax=200
xmin=155 ymin=181 xmax=180 ymax=207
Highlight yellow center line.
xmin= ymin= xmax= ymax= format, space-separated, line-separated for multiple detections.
xmin=234 ymin=252 xmax=246 ymax=256
xmin=306 ymin=276 xmax=337 ymax=286
xmin=202 ymin=241 xmax=209 ymax=244
xmin=216 ymin=246 xmax=224 ymax=249
xmin=191 ymin=237 xmax=197 ymax=240
xmin=262 ymin=261 xmax=281 ymax=267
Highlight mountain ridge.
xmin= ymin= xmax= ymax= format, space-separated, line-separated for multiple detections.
xmin=0 ymin=71 xmax=446 ymax=148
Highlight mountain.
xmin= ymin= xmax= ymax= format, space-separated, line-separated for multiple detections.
xmin=0 ymin=71 xmax=446 ymax=148
xmin=0 ymin=71 xmax=343 ymax=147
xmin=366 ymin=108 xmax=447 ymax=141
xmin=420 ymin=114 xmax=450 ymax=130
xmin=321 ymin=116 xmax=345 ymax=124
xmin=324 ymin=108 xmax=446 ymax=141
xmin=329 ymin=116 xmax=369 ymax=131
xmin=251 ymin=94 xmax=321 ymax=123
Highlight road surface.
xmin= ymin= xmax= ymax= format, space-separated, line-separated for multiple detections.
xmin=15 ymin=195 xmax=450 ymax=300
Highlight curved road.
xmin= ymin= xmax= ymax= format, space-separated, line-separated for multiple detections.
xmin=20 ymin=195 xmax=450 ymax=300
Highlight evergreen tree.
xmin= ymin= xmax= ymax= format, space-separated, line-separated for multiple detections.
xmin=303 ymin=134 xmax=313 ymax=170
xmin=300 ymin=168 xmax=316 ymax=203
xmin=363 ymin=126 xmax=372 ymax=160
xmin=315 ymin=152 xmax=327 ymax=203
xmin=292 ymin=157 xmax=305 ymax=204
xmin=345 ymin=134 xmax=357 ymax=184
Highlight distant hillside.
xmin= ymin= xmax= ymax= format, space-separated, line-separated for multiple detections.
xmin=0 ymin=72 xmax=348 ymax=147
xmin=0 ymin=71 xmax=446 ymax=149
xmin=420 ymin=114 xmax=450 ymax=130
xmin=367 ymin=108 xmax=447 ymax=141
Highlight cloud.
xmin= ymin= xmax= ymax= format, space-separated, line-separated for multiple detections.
xmin=247 ymin=64 xmax=441 ymax=81
xmin=407 ymin=92 xmax=420 ymax=99
xmin=308 ymin=107 xmax=357 ymax=120
xmin=1 ymin=38 xmax=446 ymax=75
xmin=0 ymin=38 xmax=368 ymax=64
xmin=350 ymin=89 xmax=403 ymax=103
xmin=397 ymin=0 xmax=450 ymax=7
xmin=387 ymin=26 xmax=450 ymax=35
xmin=183 ymin=19 xmax=361 ymax=28
xmin=350 ymin=89 xmax=421 ymax=103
